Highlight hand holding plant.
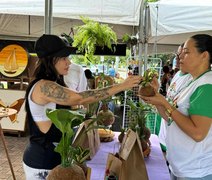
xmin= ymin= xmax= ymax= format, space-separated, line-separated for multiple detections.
xmin=138 ymin=68 xmax=159 ymax=97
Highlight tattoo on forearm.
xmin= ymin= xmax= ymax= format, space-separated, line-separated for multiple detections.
xmin=79 ymin=87 xmax=110 ymax=99
xmin=40 ymin=82 xmax=70 ymax=102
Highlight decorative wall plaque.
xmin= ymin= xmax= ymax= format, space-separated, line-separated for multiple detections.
xmin=0 ymin=44 xmax=28 ymax=77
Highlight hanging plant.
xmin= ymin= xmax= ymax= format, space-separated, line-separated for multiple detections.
xmin=122 ymin=33 xmax=138 ymax=47
xmin=72 ymin=16 xmax=118 ymax=60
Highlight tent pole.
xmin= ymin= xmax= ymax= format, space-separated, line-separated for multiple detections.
xmin=44 ymin=0 xmax=53 ymax=34
xmin=138 ymin=0 xmax=146 ymax=75
xmin=144 ymin=5 xmax=149 ymax=71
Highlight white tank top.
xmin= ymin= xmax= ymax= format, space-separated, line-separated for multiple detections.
xmin=28 ymin=83 xmax=56 ymax=122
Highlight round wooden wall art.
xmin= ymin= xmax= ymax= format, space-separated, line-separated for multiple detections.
xmin=0 ymin=44 xmax=28 ymax=77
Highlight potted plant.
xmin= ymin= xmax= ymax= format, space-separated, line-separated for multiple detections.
xmin=95 ymin=73 xmax=115 ymax=127
xmin=73 ymin=146 xmax=90 ymax=176
xmin=72 ymin=16 xmax=126 ymax=60
xmin=127 ymin=98 xmax=152 ymax=157
xmin=97 ymin=101 xmax=115 ymax=126
xmin=45 ymin=109 xmax=87 ymax=180
xmin=122 ymin=33 xmax=138 ymax=48
xmin=138 ymin=68 xmax=158 ymax=97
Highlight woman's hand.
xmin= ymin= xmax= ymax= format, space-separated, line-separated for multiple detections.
xmin=122 ymin=75 xmax=143 ymax=89
xmin=150 ymin=77 xmax=160 ymax=92
xmin=140 ymin=91 xmax=168 ymax=107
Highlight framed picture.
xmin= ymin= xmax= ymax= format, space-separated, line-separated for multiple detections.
xmin=0 ymin=44 xmax=28 ymax=78
xmin=0 ymin=89 xmax=26 ymax=132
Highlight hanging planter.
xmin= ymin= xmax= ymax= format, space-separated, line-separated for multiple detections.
xmin=63 ymin=44 xmax=126 ymax=56
xmin=72 ymin=16 xmax=126 ymax=59
xmin=94 ymin=43 xmax=126 ymax=56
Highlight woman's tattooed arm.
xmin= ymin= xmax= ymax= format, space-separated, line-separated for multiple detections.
xmin=79 ymin=87 xmax=110 ymax=99
xmin=40 ymin=81 xmax=70 ymax=102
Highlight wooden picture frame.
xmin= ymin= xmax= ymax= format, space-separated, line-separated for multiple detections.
xmin=0 ymin=89 xmax=26 ymax=134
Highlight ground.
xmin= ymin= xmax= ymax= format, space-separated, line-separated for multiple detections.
xmin=0 ymin=134 xmax=28 ymax=180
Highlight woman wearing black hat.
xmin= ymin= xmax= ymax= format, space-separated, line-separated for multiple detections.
xmin=22 ymin=34 xmax=142 ymax=179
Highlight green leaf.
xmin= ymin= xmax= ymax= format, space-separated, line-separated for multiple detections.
xmin=72 ymin=16 xmax=117 ymax=60
xmin=46 ymin=109 xmax=84 ymax=167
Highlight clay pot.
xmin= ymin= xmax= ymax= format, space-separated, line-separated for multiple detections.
xmin=138 ymin=85 xmax=155 ymax=97
xmin=46 ymin=164 xmax=86 ymax=180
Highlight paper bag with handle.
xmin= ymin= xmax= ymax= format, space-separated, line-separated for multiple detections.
xmin=105 ymin=129 xmax=148 ymax=180
xmin=72 ymin=119 xmax=100 ymax=159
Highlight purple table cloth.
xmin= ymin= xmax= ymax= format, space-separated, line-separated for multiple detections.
xmin=87 ymin=132 xmax=170 ymax=180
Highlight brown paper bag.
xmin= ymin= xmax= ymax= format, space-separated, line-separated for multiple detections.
xmin=72 ymin=119 xmax=100 ymax=159
xmin=105 ymin=129 xmax=148 ymax=180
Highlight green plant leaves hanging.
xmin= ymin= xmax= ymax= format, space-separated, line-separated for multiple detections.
xmin=72 ymin=16 xmax=118 ymax=60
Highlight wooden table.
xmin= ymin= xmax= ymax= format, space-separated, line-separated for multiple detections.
xmin=0 ymin=107 xmax=17 ymax=180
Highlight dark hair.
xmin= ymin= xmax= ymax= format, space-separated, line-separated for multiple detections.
xmin=162 ymin=65 xmax=170 ymax=73
xmin=33 ymin=56 xmax=60 ymax=81
xmin=191 ymin=34 xmax=212 ymax=64
xmin=25 ymin=56 xmax=66 ymax=100
xmin=84 ymin=69 xmax=94 ymax=79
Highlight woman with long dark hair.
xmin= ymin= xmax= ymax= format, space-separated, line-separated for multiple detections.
xmin=23 ymin=34 xmax=142 ymax=179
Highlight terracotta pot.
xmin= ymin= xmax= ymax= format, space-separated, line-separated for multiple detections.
xmin=46 ymin=164 xmax=86 ymax=180
xmin=138 ymin=85 xmax=155 ymax=97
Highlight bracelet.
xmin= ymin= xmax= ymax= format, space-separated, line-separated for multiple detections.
xmin=165 ymin=106 xmax=176 ymax=118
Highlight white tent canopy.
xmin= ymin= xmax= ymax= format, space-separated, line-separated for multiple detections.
xmin=0 ymin=0 xmax=142 ymax=41
xmin=148 ymin=0 xmax=212 ymax=49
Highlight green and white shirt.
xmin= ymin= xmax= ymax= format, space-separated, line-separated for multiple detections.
xmin=158 ymin=71 xmax=192 ymax=148
xmin=166 ymin=70 xmax=212 ymax=178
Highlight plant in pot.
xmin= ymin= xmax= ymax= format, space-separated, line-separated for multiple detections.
xmin=45 ymin=108 xmax=87 ymax=180
xmin=72 ymin=146 xmax=90 ymax=177
xmin=138 ymin=68 xmax=158 ymax=97
xmin=95 ymin=73 xmax=115 ymax=127
xmin=122 ymin=33 xmax=138 ymax=48
xmin=72 ymin=16 xmax=118 ymax=61
xmin=127 ymin=98 xmax=152 ymax=157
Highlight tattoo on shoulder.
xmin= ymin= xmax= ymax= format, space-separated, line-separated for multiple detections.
xmin=40 ymin=81 xmax=70 ymax=102
xmin=79 ymin=87 xmax=110 ymax=99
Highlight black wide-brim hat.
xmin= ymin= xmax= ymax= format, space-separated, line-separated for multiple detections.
xmin=35 ymin=34 xmax=76 ymax=58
